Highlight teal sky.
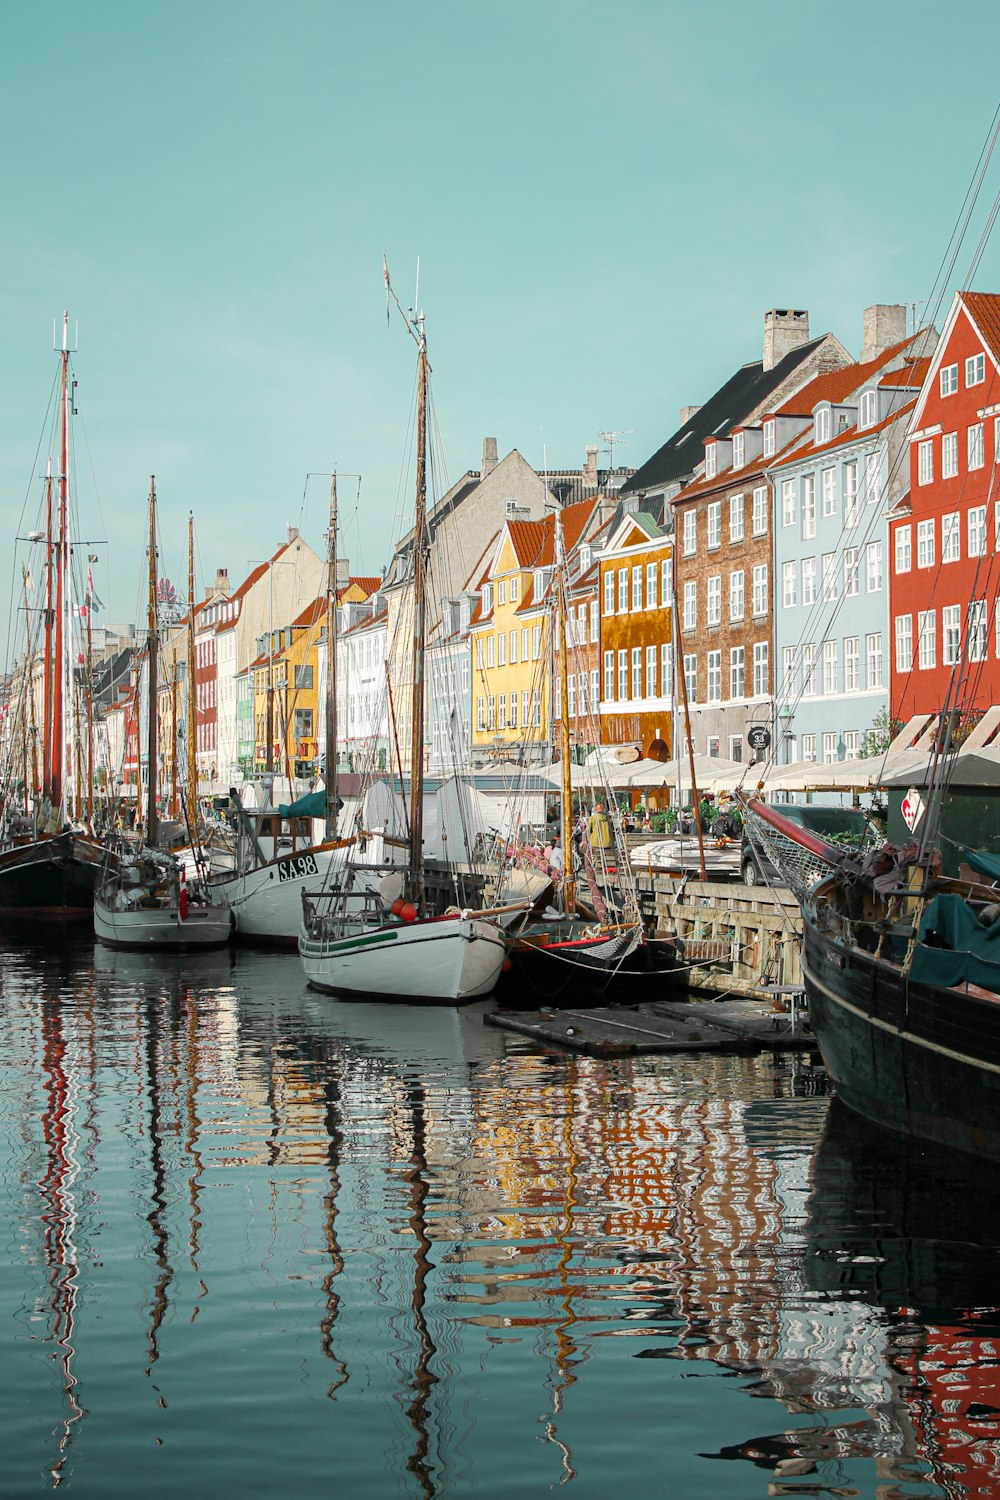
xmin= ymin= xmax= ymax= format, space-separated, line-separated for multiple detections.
xmin=2 ymin=0 xmax=999 ymax=644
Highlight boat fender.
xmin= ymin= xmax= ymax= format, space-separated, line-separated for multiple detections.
xmin=980 ymin=903 xmax=1000 ymax=927
xmin=399 ymin=902 xmax=417 ymax=923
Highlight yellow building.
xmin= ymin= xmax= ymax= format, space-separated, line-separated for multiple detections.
xmin=469 ymin=499 xmax=597 ymax=764
xmin=597 ymin=513 xmax=674 ymax=756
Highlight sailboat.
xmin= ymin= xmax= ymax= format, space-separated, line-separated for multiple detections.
xmin=94 ymin=480 xmax=233 ymax=951
xmin=0 ymin=314 xmax=106 ymax=914
xmin=299 ymin=279 xmax=515 ymax=1002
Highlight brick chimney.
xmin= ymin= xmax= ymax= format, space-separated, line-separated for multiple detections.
xmin=679 ymin=405 xmax=701 ymax=426
xmin=583 ymin=444 xmax=598 ymax=488
xmin=481 ymin=437 xmax=498 ymax=478
xmin=204 ymin=568 xmax=231 ymax=601
xmin=861 ymin=304 xmax=907 ymax=361
xmin=763 ymin=309 xmax=810 ymax=371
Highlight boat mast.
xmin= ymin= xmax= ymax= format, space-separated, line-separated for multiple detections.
xmin=408 ymin=314 xmax=429 ymax=913
xmin=42 ymin=459 xmax=54 ymax=809
xmin=324 ymin=472 xmax=339 ymax=840
xmin=186 ymin=514 xmax=197 ymax=831
xmin=51 ymin=315 xmax=71 ymax=816
xmin=553 ymin=499 xmax=576 ymax=915
xmin=145 ymin=478 xmax=159 ymax=847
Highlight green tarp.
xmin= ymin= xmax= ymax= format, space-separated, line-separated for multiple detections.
xmin=276 ymin=790 xmax=328 ymax=818
xmin=912 ymin=891 xmax=1000 ymax=991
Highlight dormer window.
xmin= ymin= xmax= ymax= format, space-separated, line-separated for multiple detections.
xmin=704 ymin=442 xmax=717 ymax=479
xmin=763 ymin=420 xmax=776 ymax=458
xmin=732 ymin=432 xmax=745 ymax=469
xmin=815 ymin=407 xmax=831 ymax=444
xmin=859 ymin=390 xmax=877 ymax=429
xmin=578 ymin=544 xmax=591 ymax=575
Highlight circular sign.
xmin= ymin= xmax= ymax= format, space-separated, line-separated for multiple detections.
xmin=747 ymin=726 xmax=771 ymax=750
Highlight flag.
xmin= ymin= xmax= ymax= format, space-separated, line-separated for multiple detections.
xmin=178 ymin=867 xmax=189 ymax=923
xmin=87 ymin=563 xmax=103 ymax=612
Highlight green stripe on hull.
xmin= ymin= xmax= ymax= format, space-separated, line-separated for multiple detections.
xmin=301 ymin=928 xmax=400 ymax=957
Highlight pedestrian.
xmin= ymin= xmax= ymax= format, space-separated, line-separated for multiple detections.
xmin=548 ymin=834 xmax=565 ymax=878
xmin=587 ymin=800 xmax=612 ymax=850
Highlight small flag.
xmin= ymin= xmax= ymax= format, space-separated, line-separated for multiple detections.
xmin=178 ymin=867 xmax=189 ymax=923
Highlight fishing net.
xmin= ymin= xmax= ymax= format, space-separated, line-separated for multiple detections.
xmin=740 ymin=801 xmax=845 ymax=905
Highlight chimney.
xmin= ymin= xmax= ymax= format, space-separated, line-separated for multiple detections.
xmin=763 ymin=309 xmax=810 ymax=371
xmin=481 ymin=437 xmax=498 ymax=478
xmin=583 ymin=444 xmax=598 ymax=487
xmin=679 ymin=405 xmax=701 ymax=426
xmin=205 ymin=568 xmax=231 ymax=600
xmin=335 ymin=558 xmax=350 ymax=587
xmin=287 ymin=525 xmax=299 ymax=543
xmin=861 ymin=304 xmax=907 ymax=362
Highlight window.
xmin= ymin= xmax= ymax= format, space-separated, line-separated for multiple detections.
xmin=822 ymin=467 xmax=836 ymax=517
xmin=917 ymin=440 xmax=934 ymax=485
xmin=802 ymin=556 xmax=817 ymax=606
xmin=918 ymin=611 xmax=936 ymax=669
xmin=631 ymin=647 xmax=642 ymax=699
xmin=577 ymin=603 xmax=586 ymax=642
xmin=752 ymin=563 xmax=768 ymax=616
xmin=942 ymin=431 xmax=958 ymax=478
xmin=618 ymin=568 xmax=628 ymax=612
xmin=497 ymin=579 xmax=506 ymax=605
xmin=461 ymin=658 xmax=469 ymax=694
xmin=866 ymin=541 xmax=883 ymax=593
xmin=522 ymin=689 xmax=530 ymax=727
xmin=532 ymin=626 xmax=541 ymax=660
xmin=509 ymin=629 xmax=518 ymax=664
xmin=802 ymin=474 xmax=816 ymax=538
xmin=753 ymin=641 xmax=768 ymax=696
xmin=509 ymin=576 xmax=518 ymax=602
xmin=618 ymin=649 xmax=628 ymax=699
xmin=781 ymin=478 xmax=796 ymax=527
xmin=661 ymin=643 xmax=673 ymax=699
xmin=969 ymin=506 xmax=987 ymax=557
xmin=532 ymin=689 xmax=541 ymax=728
xmin=704 ymin=442 xmax=717 ymax=478
xmin=895 ymin=524 xmax=912 ymax=574
xmin=970 ymin=599 xmax=988 ymax=661
xmin=844 ymin=547 xmax=859 ymax=597
xmin=966 ymin=352 xmax=986 ymax=386
xmin=661 ymin=557 xmax=673 ymax=605
xmin=293 ymin=663 xmax=314 ymax=689
xmin=917 ymin=519 xmax=935 ymax=569
xmin=487 ymin=695 xmax=495 ymax=731
xmin=589 ymin=599 xmax=598 ymax=643
xmin=564 ymin=677 xmax=575 ymax=720
xmin=707 ymin=501 xmax=722 ymax=549
xmin=822 ymin=552 xmax=838 ymax=602
xmin=782 ymin=560 xmax=797 ymax=608
xmin=522 ymin=627 xmax=529 ymax=660
xmin=683 ymin=581 xmax=697 ymax=631
xmin=476 ymin=696 xmax=485 ymax=731
xmin=646 ymin=645 xmax=657 ymax=698
xmin=729 ymin=569 xmax=744 ymax=621
xmin=497 ymin=631 xmax=505 ymax=665
xmin=730 ymin=734 xmax=744 ymax=763
xmin=942 ymin=512 xmax=960 ymax=563
xmin=706 ymin=573 xmax=722 ymax=626
xmin=707 ymin=650 xmax=722 ymax=702
xmin=865 ymin=451 xmax=880 ymax=506
xmin=815 ymin=407 xmax=831 ymax=444
xmin=498 ymin=692 xmax=507 ymax=729
xmin=293 ymin=707 xmax=313 ymax=738
xmin=969 ymin=422 xmax=985 ymax=471
xmin=895 ymin=615 xmax=913 ymax=673
xmin=752 ymin=486 xmax=768 ymax=535
xmin=604 ymin=650 xmax=614 ymax=700
xmin=603 ymin=570 xmax=615 ymax=615
xmin=940 ymin=362 xmax=958 ymax=396
xmin=510 ymin=690 xmax=518 ymax=727
xmin=823 ymin=639 xmax=839 ymax=695
xmin=802 ymin=733 xmax=817 ymax=762
xmin=730 ymin=645 xmax=744 ymax=699
xmin=763 ymin=421 xmax=775 ymax=457
xmin=861 ymin=390 xmax=878 ymax=428
xmin=866 ymin=633 xmax=883 ymax=690
xmin=732 ymin=432 xmax=745 ymax=468
xmin=590 ymin=669 xmax=598 ymax=710
xmin=683 ymin=511 xmax=696 ymax=556
xmin=683 ymin=654 xmax=697 ymax=702
xmin=842 ymin=461 xmax=858 ymax=528
xmin=844 ymin=636 xmax=859 ymax=692
xmin=632 ymin=565 xmax=643 ymax=610
xmin=487 ymin=635 xmax=495 ymax=668
xmin=781 ymin=645 xmax=796 ymax=700
xmin=729 ymin=492 xmax=744 ymax=542
xmin=646 ymin=562 xmax=657 ymax=609
xmin=803 ymin=643 xmax=817 ymax=695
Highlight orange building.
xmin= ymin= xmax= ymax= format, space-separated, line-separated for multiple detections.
xmin=597 ymin=513 xmax=674 ymax=755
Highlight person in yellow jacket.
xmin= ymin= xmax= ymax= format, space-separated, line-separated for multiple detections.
xmin=587 ymin=800 xmax=612 ymax=850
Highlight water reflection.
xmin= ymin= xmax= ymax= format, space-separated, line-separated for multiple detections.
xmin=8 ymin=940 xmax=1000 ymax=1497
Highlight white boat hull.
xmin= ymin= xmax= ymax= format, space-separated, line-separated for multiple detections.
xmin=212 ymin=844 xmax=351 ymax=948
xmin=299 ymin=913 xmax=508 ymax=1002
xmin=94 ymin=899 xmax=233 ymax=951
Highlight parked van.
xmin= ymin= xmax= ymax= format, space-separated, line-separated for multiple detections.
xmin=740 ymin=803 xmax=871 ymax=886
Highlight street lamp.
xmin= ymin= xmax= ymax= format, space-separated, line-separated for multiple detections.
xmin=778 ymin=703 xmax=795 ymax=764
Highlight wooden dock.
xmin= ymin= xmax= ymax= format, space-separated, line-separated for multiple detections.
xmin=486 ymin=994 xmax=813 ymax=1057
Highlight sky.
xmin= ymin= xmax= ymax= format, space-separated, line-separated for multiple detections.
xmin=2 ymin=0 xmax=1000 ymax=653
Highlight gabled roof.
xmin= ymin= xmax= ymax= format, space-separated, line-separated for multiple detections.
xmin=672 ymin=423 xmax=809 ymax=505
xmin=767 ymin=398 xmax=917 ymax=470
xmin=962 ymin=291 xmax=1000 ymax=364
xmin=879 ymin=356 xmax=931 ymax=390
xmin=774 ymin=333 xmax=921 ymax=415
xmin=908 ymin=290 xmax=1000 ymax=433
xmin=622 ymin=334 xmax=836 ymax=497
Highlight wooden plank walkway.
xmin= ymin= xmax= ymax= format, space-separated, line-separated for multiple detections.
xmin=485 ymin=995 xmax=813 ymax=1057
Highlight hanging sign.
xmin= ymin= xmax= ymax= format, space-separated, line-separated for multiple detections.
xmin=901 ymin=787 xmax=925 ymax=831
xmin=747 ymin=726 xmax=771 ymax=751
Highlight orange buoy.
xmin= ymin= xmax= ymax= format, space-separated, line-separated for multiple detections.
xmin=390 ymin=898 xmax=405 ymax=917
xmin=399 ymin=902 xmax=418 ymax=923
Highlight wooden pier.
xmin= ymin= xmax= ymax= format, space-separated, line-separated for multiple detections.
xmin=487 ymin=993 xmax=812 ymax=1056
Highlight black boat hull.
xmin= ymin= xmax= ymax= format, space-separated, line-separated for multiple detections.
xmin=0 ymin=832 xmax=104 ymax=916
xmin=803 ymin=886 xmax=1000 ymax=1160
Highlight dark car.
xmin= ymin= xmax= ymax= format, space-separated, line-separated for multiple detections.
xmin=740 ymin=803 xmax=871 ymax=886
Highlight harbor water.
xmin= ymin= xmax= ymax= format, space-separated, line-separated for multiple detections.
xmin=2 ymin=934 xmax=998 ymax=1498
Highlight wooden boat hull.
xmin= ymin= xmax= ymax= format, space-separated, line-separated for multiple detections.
xmin=0 ymin=832 xmax=104 ymax=915
xmin=803 ymin=881 xmax=1000 ymax=1160
xmin=299 ymin=913 xmax=508 ymax=1003
xmin=94 ymin=898 xmax=233 ymax=951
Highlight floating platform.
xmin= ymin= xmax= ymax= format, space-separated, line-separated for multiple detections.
xmin=485 ymin=993 xmax=812 ymax=1056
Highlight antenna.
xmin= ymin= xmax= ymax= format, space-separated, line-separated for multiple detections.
xmin=598 ymin=428 xmax=633 ymax=474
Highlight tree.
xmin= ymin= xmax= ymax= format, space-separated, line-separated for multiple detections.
xmin=861 ymin=707 xmax=897 ymax=760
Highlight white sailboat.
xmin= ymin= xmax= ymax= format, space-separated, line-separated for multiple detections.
xmin=299 ymin=273 xmax=516 ymax=1001
xmin=94 ymin=479 xmax=233 ymax=952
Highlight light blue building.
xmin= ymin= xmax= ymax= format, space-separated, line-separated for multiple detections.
xmin=768 ymin=318 xmax=930 ymax=766
xmin=427 ymin=592 xmax=476 ymax=774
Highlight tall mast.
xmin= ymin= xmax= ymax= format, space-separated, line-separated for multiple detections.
xmin=42 ymin=459 xmax=54 ymax=805
xmin=186 ymin=514 xmax=197 ymax=831
xmin=51 ymin=315 xmax=71 ymax=813
xmin=324 ymin=472 xmax=339 ymax=840
xmin=553 ymin=502 xmax=576 ymax=915
xmin=408 ymin=315 xmax=429 ymax=912
xmin=145 ymin=479 xmax=159 ymax=847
